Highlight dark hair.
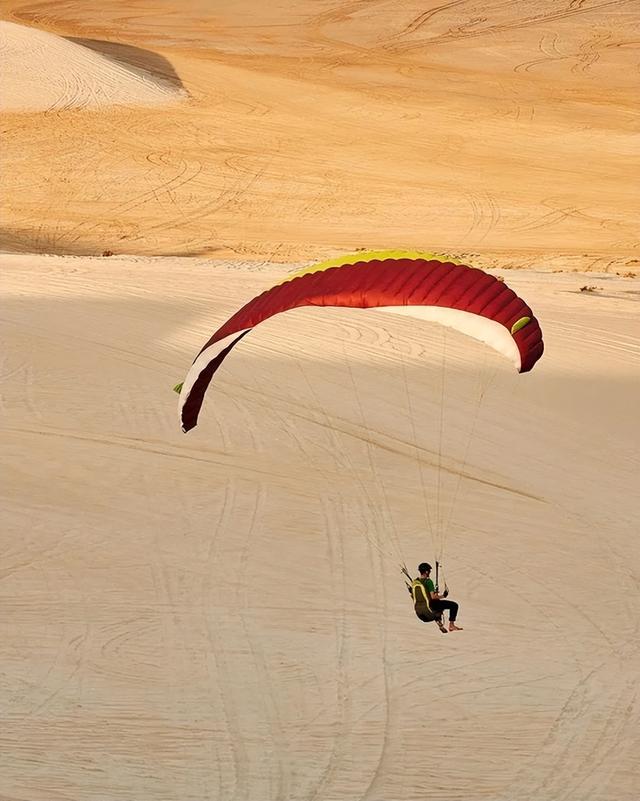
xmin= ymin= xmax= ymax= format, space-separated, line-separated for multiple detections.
xmin=418 ymin=562 xmax=432 ymax=574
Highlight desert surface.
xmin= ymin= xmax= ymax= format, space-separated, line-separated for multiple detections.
xmin=1 ymin=2 xmax=639 ymax=801
xmin=1 ymin=1 xmax=639 ymax=268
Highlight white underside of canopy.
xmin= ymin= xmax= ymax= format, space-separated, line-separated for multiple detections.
xmin=374 ymin=305 xmax=521 ymax=370
xmin=179 ymin=328 xmax=252 ymax=422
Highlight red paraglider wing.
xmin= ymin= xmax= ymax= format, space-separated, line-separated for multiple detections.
xmin=178 ymin=255 xmax=543 ymax=432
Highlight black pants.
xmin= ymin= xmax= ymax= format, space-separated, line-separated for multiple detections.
xmin=430 ymin=599 xmax=459 ymax=622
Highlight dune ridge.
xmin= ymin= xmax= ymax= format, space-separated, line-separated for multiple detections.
xmin=0 ymin=21 xmax=187 ymax=111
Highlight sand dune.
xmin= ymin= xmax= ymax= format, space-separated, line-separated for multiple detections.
xmin=0 ymin=21 xmax=187 ymax=111
xmin=1 ymin=253 xmax=639 ymax=800
xmin=1 ymin=2 xmax=638 ymax=264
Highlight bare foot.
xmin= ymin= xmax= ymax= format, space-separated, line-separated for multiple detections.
xmin=436 ymin=620 xmax=448 ymax=634
xmin=449 ymin=623 xmax=463 ymax=631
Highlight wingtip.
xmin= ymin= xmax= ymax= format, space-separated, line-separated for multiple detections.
xmin=181 ymin=418 xmax=196 ymax=434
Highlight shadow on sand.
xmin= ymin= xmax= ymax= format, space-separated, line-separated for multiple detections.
xmin=0 ymin=226 xmax=219 ymax=257
xmin=66 ymin=37 xmax=186 ymax=93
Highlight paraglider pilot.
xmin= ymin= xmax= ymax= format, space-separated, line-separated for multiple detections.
xmin=417 ymin=563 xmax=463 ymax=632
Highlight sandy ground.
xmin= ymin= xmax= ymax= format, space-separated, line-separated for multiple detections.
xmin=2 ymin=253 xmax=640 ymax=801
xmin=1 ymin=2 xmax=639 ymax=267
xmin=1 ymin=2 xmax=640 ymax=799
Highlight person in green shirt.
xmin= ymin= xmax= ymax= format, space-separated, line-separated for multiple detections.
xmin=417 ymin=562 xmax=463 ymax=632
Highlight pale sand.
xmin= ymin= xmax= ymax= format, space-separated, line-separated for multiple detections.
xmin=1 ymin=3 xmax=638 ymax=267
xmin=1 ymin=253 xmax=639 ymax=800
xmin=0 ymin=21 xmax=187 ymax=112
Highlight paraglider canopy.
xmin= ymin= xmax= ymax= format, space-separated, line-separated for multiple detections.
xmin=176 ymin=250 xmax=543 ymax=432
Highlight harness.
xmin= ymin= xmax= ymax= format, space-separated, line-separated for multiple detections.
xmin=410 ymin=578 xmax=440 ymax=623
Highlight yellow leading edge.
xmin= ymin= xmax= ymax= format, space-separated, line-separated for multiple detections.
xmin=283 ymin=249 xmax=465 ymax=284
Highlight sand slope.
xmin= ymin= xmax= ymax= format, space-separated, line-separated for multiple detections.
xmin=1 ymin=254 xmax=639 ymax=800
xmin=0 ymin=21 xmax=186 ymax=111
xmin=1 ymin=2 xmax=639 ymax=265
